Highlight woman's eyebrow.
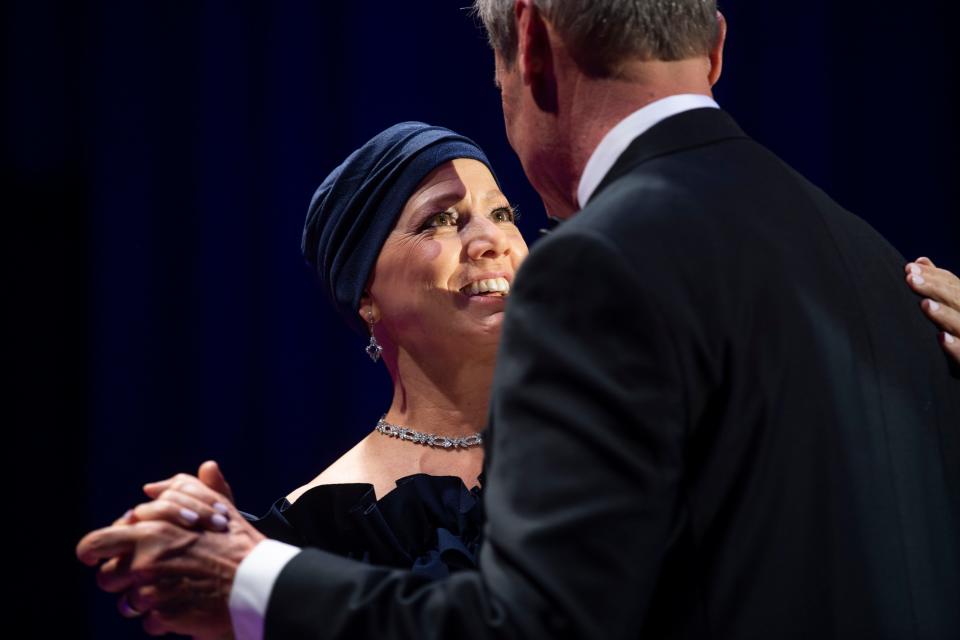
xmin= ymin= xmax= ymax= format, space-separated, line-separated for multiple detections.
xmin=415 ymin=192 xmax=460 ymax=212
xmin=412 ymin=189 xmax=504 ymax=216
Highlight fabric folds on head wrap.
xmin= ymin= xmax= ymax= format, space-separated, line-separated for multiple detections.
xmin=302 ymin=122 xmax=497 ymax=335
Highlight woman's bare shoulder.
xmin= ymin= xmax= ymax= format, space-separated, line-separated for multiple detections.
xmin=285 ymin=437 xmax=397 ymax=503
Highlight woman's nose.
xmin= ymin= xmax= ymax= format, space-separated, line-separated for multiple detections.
xmin=465 ymin=215 xmax=510 ymax=261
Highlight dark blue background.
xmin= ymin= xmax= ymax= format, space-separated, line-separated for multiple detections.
xmin=6 ymin=1 xmax=957 ymax=637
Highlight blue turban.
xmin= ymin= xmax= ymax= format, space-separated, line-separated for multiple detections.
xmin=302 ymin=122 xmax=497 ymax=335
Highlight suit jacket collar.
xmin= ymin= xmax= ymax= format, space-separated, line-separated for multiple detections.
xmin=587 ymin=108 xmax=749 ymax=207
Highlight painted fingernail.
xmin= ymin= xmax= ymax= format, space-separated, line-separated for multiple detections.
xmin=928 ymin=300 xmax=941 ymax=312
xmin=213 ymin=502 xmax=229 ymax=515
xmin=912 ymin=275 xmax=925 ymax=285
xmin=909 ymin=264 xmax=923 ymax=275
xmin=123 ymin=509 xmax=134 ymax=520
xmin=180 ymin=508 xmax=199 ymax=524
xmin=211 ymin=513 xmax=228 ymax=530
xmin=945 ymin=333 xmax=956 ymax=345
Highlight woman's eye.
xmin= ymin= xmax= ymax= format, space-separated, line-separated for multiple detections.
xmin=424 ymin=211 xmax=458 ymax=229
xmin=492 ymin=206 xmax=520 ymax=224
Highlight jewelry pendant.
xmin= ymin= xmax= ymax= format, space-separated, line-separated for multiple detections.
xmin=365 ymin=335 xmax=383 ymax=362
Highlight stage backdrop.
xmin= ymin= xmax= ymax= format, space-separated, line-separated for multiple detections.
xmin=6 ymin=1 xmax=957 ymax=638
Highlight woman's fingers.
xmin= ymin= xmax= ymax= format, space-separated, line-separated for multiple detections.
xmin=97 ymin=554 xmax=135 ymax=593
xmin=907 ymin=258 xmax=960 ymax=361
xmin=144 ymin=472 xmax=230 ymax=508
xmin=924 ymin=299 xmax=960 ymax=359
xmin=938 ymin=330 xmax=959 ymax=357
xmin=117 ymin=591 xmax=145 ymax=619
xmin=922 ymin=298 xmax=960 ymax=335
xmin=113 ymin=509 xmax=137 ymax=526
xmin=905 ymin=261 xmax=960 ymax=306
xmin=127 ymin=580 xmax=178 ymax=615
xmin=142 ymin=472 xmax=203 ymax=499
xmin=125 ymin=581 xmax=191 ymax=635
xmin=132 ymin=493 xmax=229 ymax=532
xmin=145 ymin=473 xmax=234 ymax=518
xmin=117 ymin=585 xmax=188 ymax=635
xmin=197 ymin=460 xmax=235 ymax=504
xmin=142 ymin=608 xmax=179 ymax=637
xmin=143 ymin=465 xmax=230 ymax=499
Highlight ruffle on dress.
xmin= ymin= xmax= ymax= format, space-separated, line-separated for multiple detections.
xmin=243 ymin=473 xmax=484 ymax=579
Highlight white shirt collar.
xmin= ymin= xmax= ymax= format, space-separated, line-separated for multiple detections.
xmin=576 ymin=94 xmax=720 ymax=208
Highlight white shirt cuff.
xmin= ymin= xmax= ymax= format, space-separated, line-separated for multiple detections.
xmin=229 ymin=539 xmax=302 ymax=640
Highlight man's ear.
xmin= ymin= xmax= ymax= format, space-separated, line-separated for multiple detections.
xmin=515 ymin=0 xmax=557 ymax=111
xmin=516 ymin=0 xmax=549 ymax=82
xmin=708 ymin=11 xmax=727 ymax=87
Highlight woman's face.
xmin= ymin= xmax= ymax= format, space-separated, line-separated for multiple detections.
xmin=364 ymin=158 xmax=529 ymax=358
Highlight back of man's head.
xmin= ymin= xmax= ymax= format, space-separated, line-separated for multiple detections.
xmin=473 ymin=0 xmax=719 ymax=77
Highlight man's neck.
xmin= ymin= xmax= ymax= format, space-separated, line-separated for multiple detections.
xmin=548 ymin=58 xmax=714 ymax=218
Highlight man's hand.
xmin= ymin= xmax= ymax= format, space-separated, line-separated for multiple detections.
xmin=906 ymin=257 xmax=960 ymax=364
xmin=76 ymin=466 xmax=265 ymax=638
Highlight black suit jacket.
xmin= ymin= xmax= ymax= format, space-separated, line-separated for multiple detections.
xmin=264 ymin=109 xmax=960 ymax=639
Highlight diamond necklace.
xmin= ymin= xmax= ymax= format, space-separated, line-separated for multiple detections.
xmin=375 ymin=416 xmax=483 ymax=449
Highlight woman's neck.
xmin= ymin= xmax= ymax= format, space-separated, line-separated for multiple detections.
xmin=380 ymin=345 xmax=496 ymax=438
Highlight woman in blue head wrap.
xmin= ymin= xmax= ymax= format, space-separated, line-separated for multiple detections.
xmin=228 ymin=122 xmax=531 ymax=568
xmin=99 ymin=122 xmax=530 ymax=585
xmin=284 ymin=122 xmax=528 ymax=509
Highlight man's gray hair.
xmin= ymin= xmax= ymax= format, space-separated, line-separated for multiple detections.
xmin=472 ymin=0 xmax=719 ymax=76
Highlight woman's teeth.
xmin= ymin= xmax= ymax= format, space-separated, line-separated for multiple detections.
xmin=463 ymin=277 xmax=510 ymax=297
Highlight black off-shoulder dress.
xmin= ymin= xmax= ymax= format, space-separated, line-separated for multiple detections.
xmin=243 ymin=473 xmax=484 ymax=578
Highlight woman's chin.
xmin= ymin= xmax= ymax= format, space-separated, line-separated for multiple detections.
xmin=476 ymin=314 xmax=508 ymax=344
xmin=455 ymin=309 xmax=506 ymax=344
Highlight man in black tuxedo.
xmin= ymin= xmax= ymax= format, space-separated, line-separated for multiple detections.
xmin=78 ymin=1 xmax=960 ymax=638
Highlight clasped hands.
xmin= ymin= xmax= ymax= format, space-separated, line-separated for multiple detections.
xmin=76 ymin=461 xmax=266 ymax=639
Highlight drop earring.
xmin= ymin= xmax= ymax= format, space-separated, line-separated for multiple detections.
xmin=365 ymin=310 xmax=382 ymax=363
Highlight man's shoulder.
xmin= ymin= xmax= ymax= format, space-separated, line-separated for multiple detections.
xmin=582 ymin=169 xmax=696 ymax=222
xmin=557 ymin=129 xmax=850 ymax=259
xmin=550 ymin=163 xmax=718 ymax=260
